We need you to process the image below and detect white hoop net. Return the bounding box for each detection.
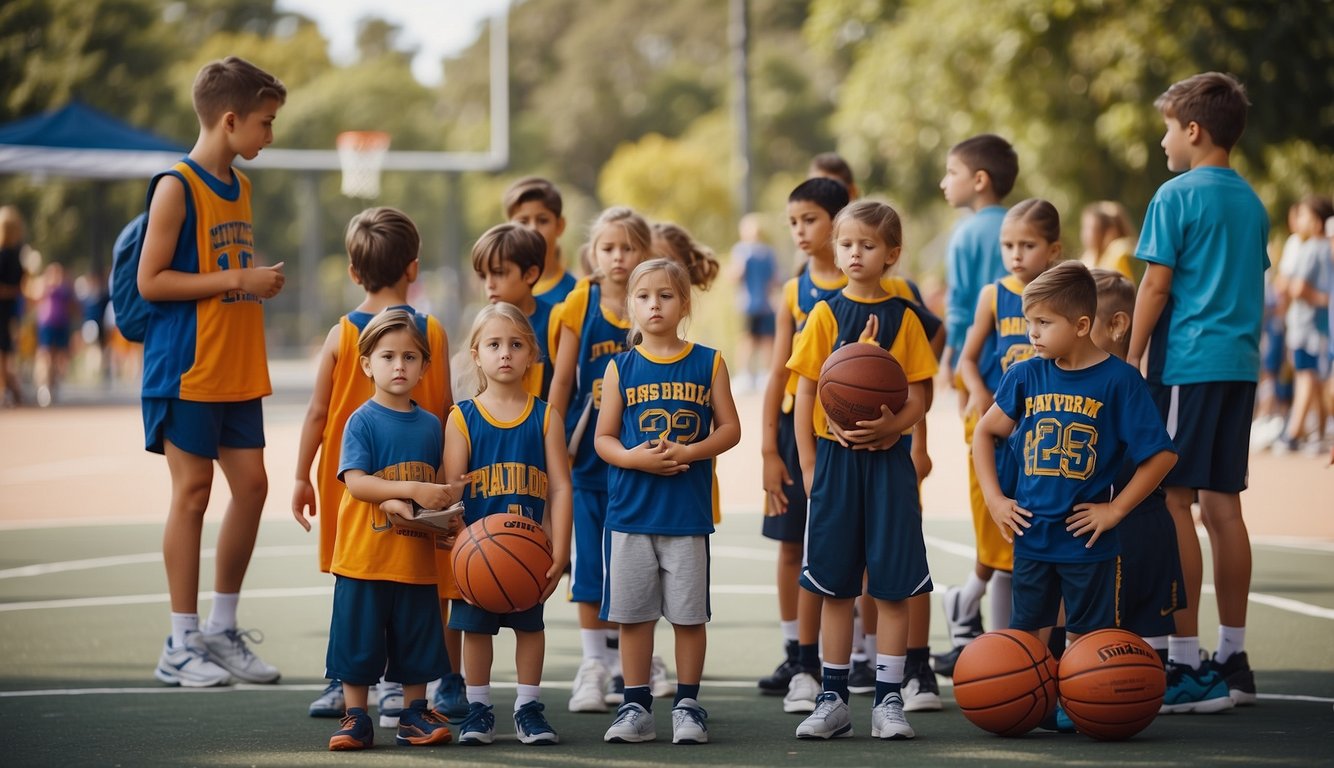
[336,131,391,199]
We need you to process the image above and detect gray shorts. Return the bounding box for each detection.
[601,532,711,625]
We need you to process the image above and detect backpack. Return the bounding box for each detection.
[110,169,182,343]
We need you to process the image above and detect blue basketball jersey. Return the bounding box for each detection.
[563,281,632,489]
[795,268,843,328]
[606,343,720,535]
[450,397,550,526]
[525,296,555,399]
[986,276,1034,391]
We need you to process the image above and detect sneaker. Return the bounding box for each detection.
[942,585,985,647]
[309,679,345,718]
[199,628,281,684]
[514,700,559,745]
[329,707,374,751]
[758,658,803,695]
[432,672,471,721]
[783,671,821,713]
[901,660,943,712]
[569,658,611,713]
[1250,415,1285,450]
[378,680,405,728]
[870,692,915,740]
[396,699,452,746]
[796,691,853,739]
[650,655,676,698]
[605,673,625,706]
[671,698,709,744]
[1038,701,1076,732]
[1209,651,1258,706]
[847,659,875,695]
[604,702,656,742]
[1160,661,1236,714]
[930,645,964,678]
[456,701,496,745]
[154,632,232,688]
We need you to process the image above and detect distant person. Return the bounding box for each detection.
[1078,201,1142,283]
[0,205,29,406]
[504,176,575,303]
[33,261,77,407]
[651,221,721,292]
[808,152,860,200]
[1275,195,1332,455]
[1252,203,1303,450]
[75,265,113,383]
[728,213,778,392]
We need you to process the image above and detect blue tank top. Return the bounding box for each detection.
[452,397,550,525]
[566,282,631,488]
[987,276,1034,391]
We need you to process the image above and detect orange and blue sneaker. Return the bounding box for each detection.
[396,699,453,746]
[329,707,374,751]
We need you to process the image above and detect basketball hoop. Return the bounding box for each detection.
[336,131,391,199]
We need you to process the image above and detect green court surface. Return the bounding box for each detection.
[2,515,1332,766]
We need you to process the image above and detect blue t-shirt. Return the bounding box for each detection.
[993,355,1175,563]
[451,397,550,525]
[1136,167,1269,385]
[338,399,443,485]
[946,206,1008,358]
[735,242,777,317]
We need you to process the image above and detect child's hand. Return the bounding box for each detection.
[291,479,316,532]
[542,552,570,602]
[1066,502,1127,548]
[239,262,286,299]
[381,498,413,521]
[629,440,689,476]
[657,439,693,465]
[836,404,902,451]
[964,391,993,421]
[411,482,456,510]
[911,439,932,483]
[858,314,880,345]
[762,450,794,516]
[986,494,1032,543]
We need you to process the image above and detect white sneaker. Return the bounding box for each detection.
[569,658,611,713]
[1249,415,1285,450]
[671,698,708,744]
[377,680,404,728]
[901,662,943,712]
[783,671,820,713]
[154,632,232,688]
[199,628,280,684]
[871,692,915,739]
[308,679,345,717]
[604,702,656,742]
[796,691,852,739]
[650,655,676,698]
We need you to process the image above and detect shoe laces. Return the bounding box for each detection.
[575,662,606,687]
[409,708,449,728]
[221,628,264,658]
[876,694,907,722]
[515,702,551,732]
[615,703,648,725]
[674,703,708,727]
[337,711,364,731]
[460,703,494,731]
[812,691,842,715]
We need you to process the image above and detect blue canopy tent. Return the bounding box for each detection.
[0,102,186,179]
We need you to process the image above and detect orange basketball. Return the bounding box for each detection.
[451,514,553,614]
[818,342,909,431]
[1058,628,1165,741]
[953,630,1058,736]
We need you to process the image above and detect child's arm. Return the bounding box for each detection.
[1288,275,1329,308]
[547,325,578,425]
[760,308,796,515]
[1066,450,1177,547]
[594,363,689,476]
[541,408,574,600]
[972,403,1031,542]
[911,395,932,483]
[957,286,997,418]
[136,176,285,302]
[437,328,455,418]
[793,376,818,495]
[1128,263,1173,371]
[291,324,341,531]
[343,470,458,510]
[661,356,742,464]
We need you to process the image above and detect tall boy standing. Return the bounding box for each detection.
[504,177,575,303]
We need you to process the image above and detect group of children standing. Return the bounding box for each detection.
[137,56,1273,751]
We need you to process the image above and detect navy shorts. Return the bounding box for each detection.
[1292,347,1321,372]
[1150,381,1254,493]
[37,325,70,349]
[570,487,608,603]
[1011,556,1117,636]
[1262,322,1285,375]
[761,409,809,542]
[800,438,932,601]
[1115,500,1185,637]
[449,599,545,635]
[143,397,265,459]
[325,575,450,686]
[746,312,776,338]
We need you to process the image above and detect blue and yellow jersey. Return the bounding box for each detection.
[606,343,720,535]
[534,269,577,304]
[141,158,270,402]
[522,296,557,399]
[986,275,1034,391]
[450,396,551,526]
[992,355,1175,563]
[557,280,632,488]
[333,400,442,585]
[787,292,938,440]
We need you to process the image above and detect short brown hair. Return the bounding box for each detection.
[192,56,286,127]
[1154,72,1249,151]
[948,134,1019,199]
[346,207,420,293]
[832,199,904,253]
[471,223,546,281]
[808,152,856,189]
[358,308,430,363]
[503,176,563,218]
[1090,268,1135,322]
[1023,260,1097,322]
[651,222,719,290]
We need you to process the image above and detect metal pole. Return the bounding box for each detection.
[730,0,752,217]
[298,171,321,345]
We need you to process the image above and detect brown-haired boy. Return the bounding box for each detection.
[471,222,557,398]
[503,177,573,302]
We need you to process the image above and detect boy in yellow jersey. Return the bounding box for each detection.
[139,57,286,689]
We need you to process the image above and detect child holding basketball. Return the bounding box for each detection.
[595,258,742,743]
[787,200,938,741]
[504,177,575,303]
[325,309,456,750]
[139,57,286,689]
[472,223,558,399]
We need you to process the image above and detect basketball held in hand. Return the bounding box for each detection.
[818,342,909,431]
[452,514,554,614]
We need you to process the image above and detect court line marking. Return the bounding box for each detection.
[0,545,314,580]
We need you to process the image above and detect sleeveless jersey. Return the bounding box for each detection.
[559,281,632,489]
[522,296,556,399]
[606,343,720,535]
[450,396,551,525]
[534,269,577,304]
[987,275,1034,391]
[141,158,270,402]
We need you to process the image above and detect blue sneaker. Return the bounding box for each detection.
[456,701,496,745]
[1039,701,1076,732]
[1160,661,1236,714]
[432,673,470,721]
[309,679,345,718]
[329,707,374,751]
[514,700,559,745]
[396,699,452,746]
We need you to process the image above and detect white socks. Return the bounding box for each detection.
[1169,636,1201,669]
[514,683,540,710]
[466,684,491,706]
[170,612,199,647]
[875,654,905,686]
[1216,625,1246,663]
[780,620,799,643]
[580,629,604,662]
[989,572,1012,630]
[959,571,987,617]
[203,592,238,635]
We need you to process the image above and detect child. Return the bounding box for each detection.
[472,223,558,399]
[547,206,652,712]
[787,200,938,741]
[290,207,462,723]
[935,133,1017,670]
[1078,201,1141,283]
[1276,195,1332,455]
[504,176,575,303]
[951,199,1063,671]
[325,309,455,750]
[595,258,742,743]
[808,152,861,200]
[138,57,286,689]
[728,213,778,392]
[438,302,573,745]
[1127,72,1270,710]
[651,221,721,292]
[33,261,77,407]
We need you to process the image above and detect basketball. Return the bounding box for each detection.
[817,342,909,431]
[451,514,554,614]
[953,630,1058,737]
[1058,629,1165,741]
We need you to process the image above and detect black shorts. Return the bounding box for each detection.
[1150,381,1254,493]
[326,576,449,686]
[1011,556,1117,636]
[1115,501,1185,637]
[747,312,776,338]
[761,409,808,542]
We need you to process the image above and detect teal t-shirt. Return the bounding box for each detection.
[1135,167,1269,385]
